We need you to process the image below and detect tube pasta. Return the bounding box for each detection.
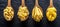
[32,6,43,22]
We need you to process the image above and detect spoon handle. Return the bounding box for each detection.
[8,0,11,7]
[21,0,25,6]
[35,0,39,6]
[50,0,53,7]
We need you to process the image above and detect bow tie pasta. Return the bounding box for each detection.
[17,6,29,21]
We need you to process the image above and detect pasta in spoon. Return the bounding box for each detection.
[3,0,14,21]
[46,0,57,21]
[17,0,29,21]
[32,0,43,22]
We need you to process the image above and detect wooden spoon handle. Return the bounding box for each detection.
[8,0,11,7]
[21,0,25,6]
[35,0,39,6]
[50,0,53,6]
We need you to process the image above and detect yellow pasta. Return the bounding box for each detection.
[46,7,57,21]
[3,6,14,21]
[32,6,43,22]
[17,6,29,21]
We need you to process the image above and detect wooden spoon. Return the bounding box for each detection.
[17,0,29,21]
[46,0,57,22]
[3,0,14,21]
[32,0,43,22]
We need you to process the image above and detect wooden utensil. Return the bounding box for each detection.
[17,0,29,21]
[32,0,43,22]
[46,0,57,21]
[3,0,14,21]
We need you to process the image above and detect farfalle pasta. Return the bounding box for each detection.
[17,6,29,21]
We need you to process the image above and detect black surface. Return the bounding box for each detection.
[0,0,60,27]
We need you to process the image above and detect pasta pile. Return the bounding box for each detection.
[3,6,14,21]
[46,7,57,21]
[32,6,43,22]
[17,6,29,21]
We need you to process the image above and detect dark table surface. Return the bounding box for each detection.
[0,0,60,27]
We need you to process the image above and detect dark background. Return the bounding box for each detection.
[0,0,60,27]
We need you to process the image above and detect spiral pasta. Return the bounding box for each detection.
[17,6,29,21]
[32,6,43,22]
[3,6,14,21]
[46,7,57,21]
